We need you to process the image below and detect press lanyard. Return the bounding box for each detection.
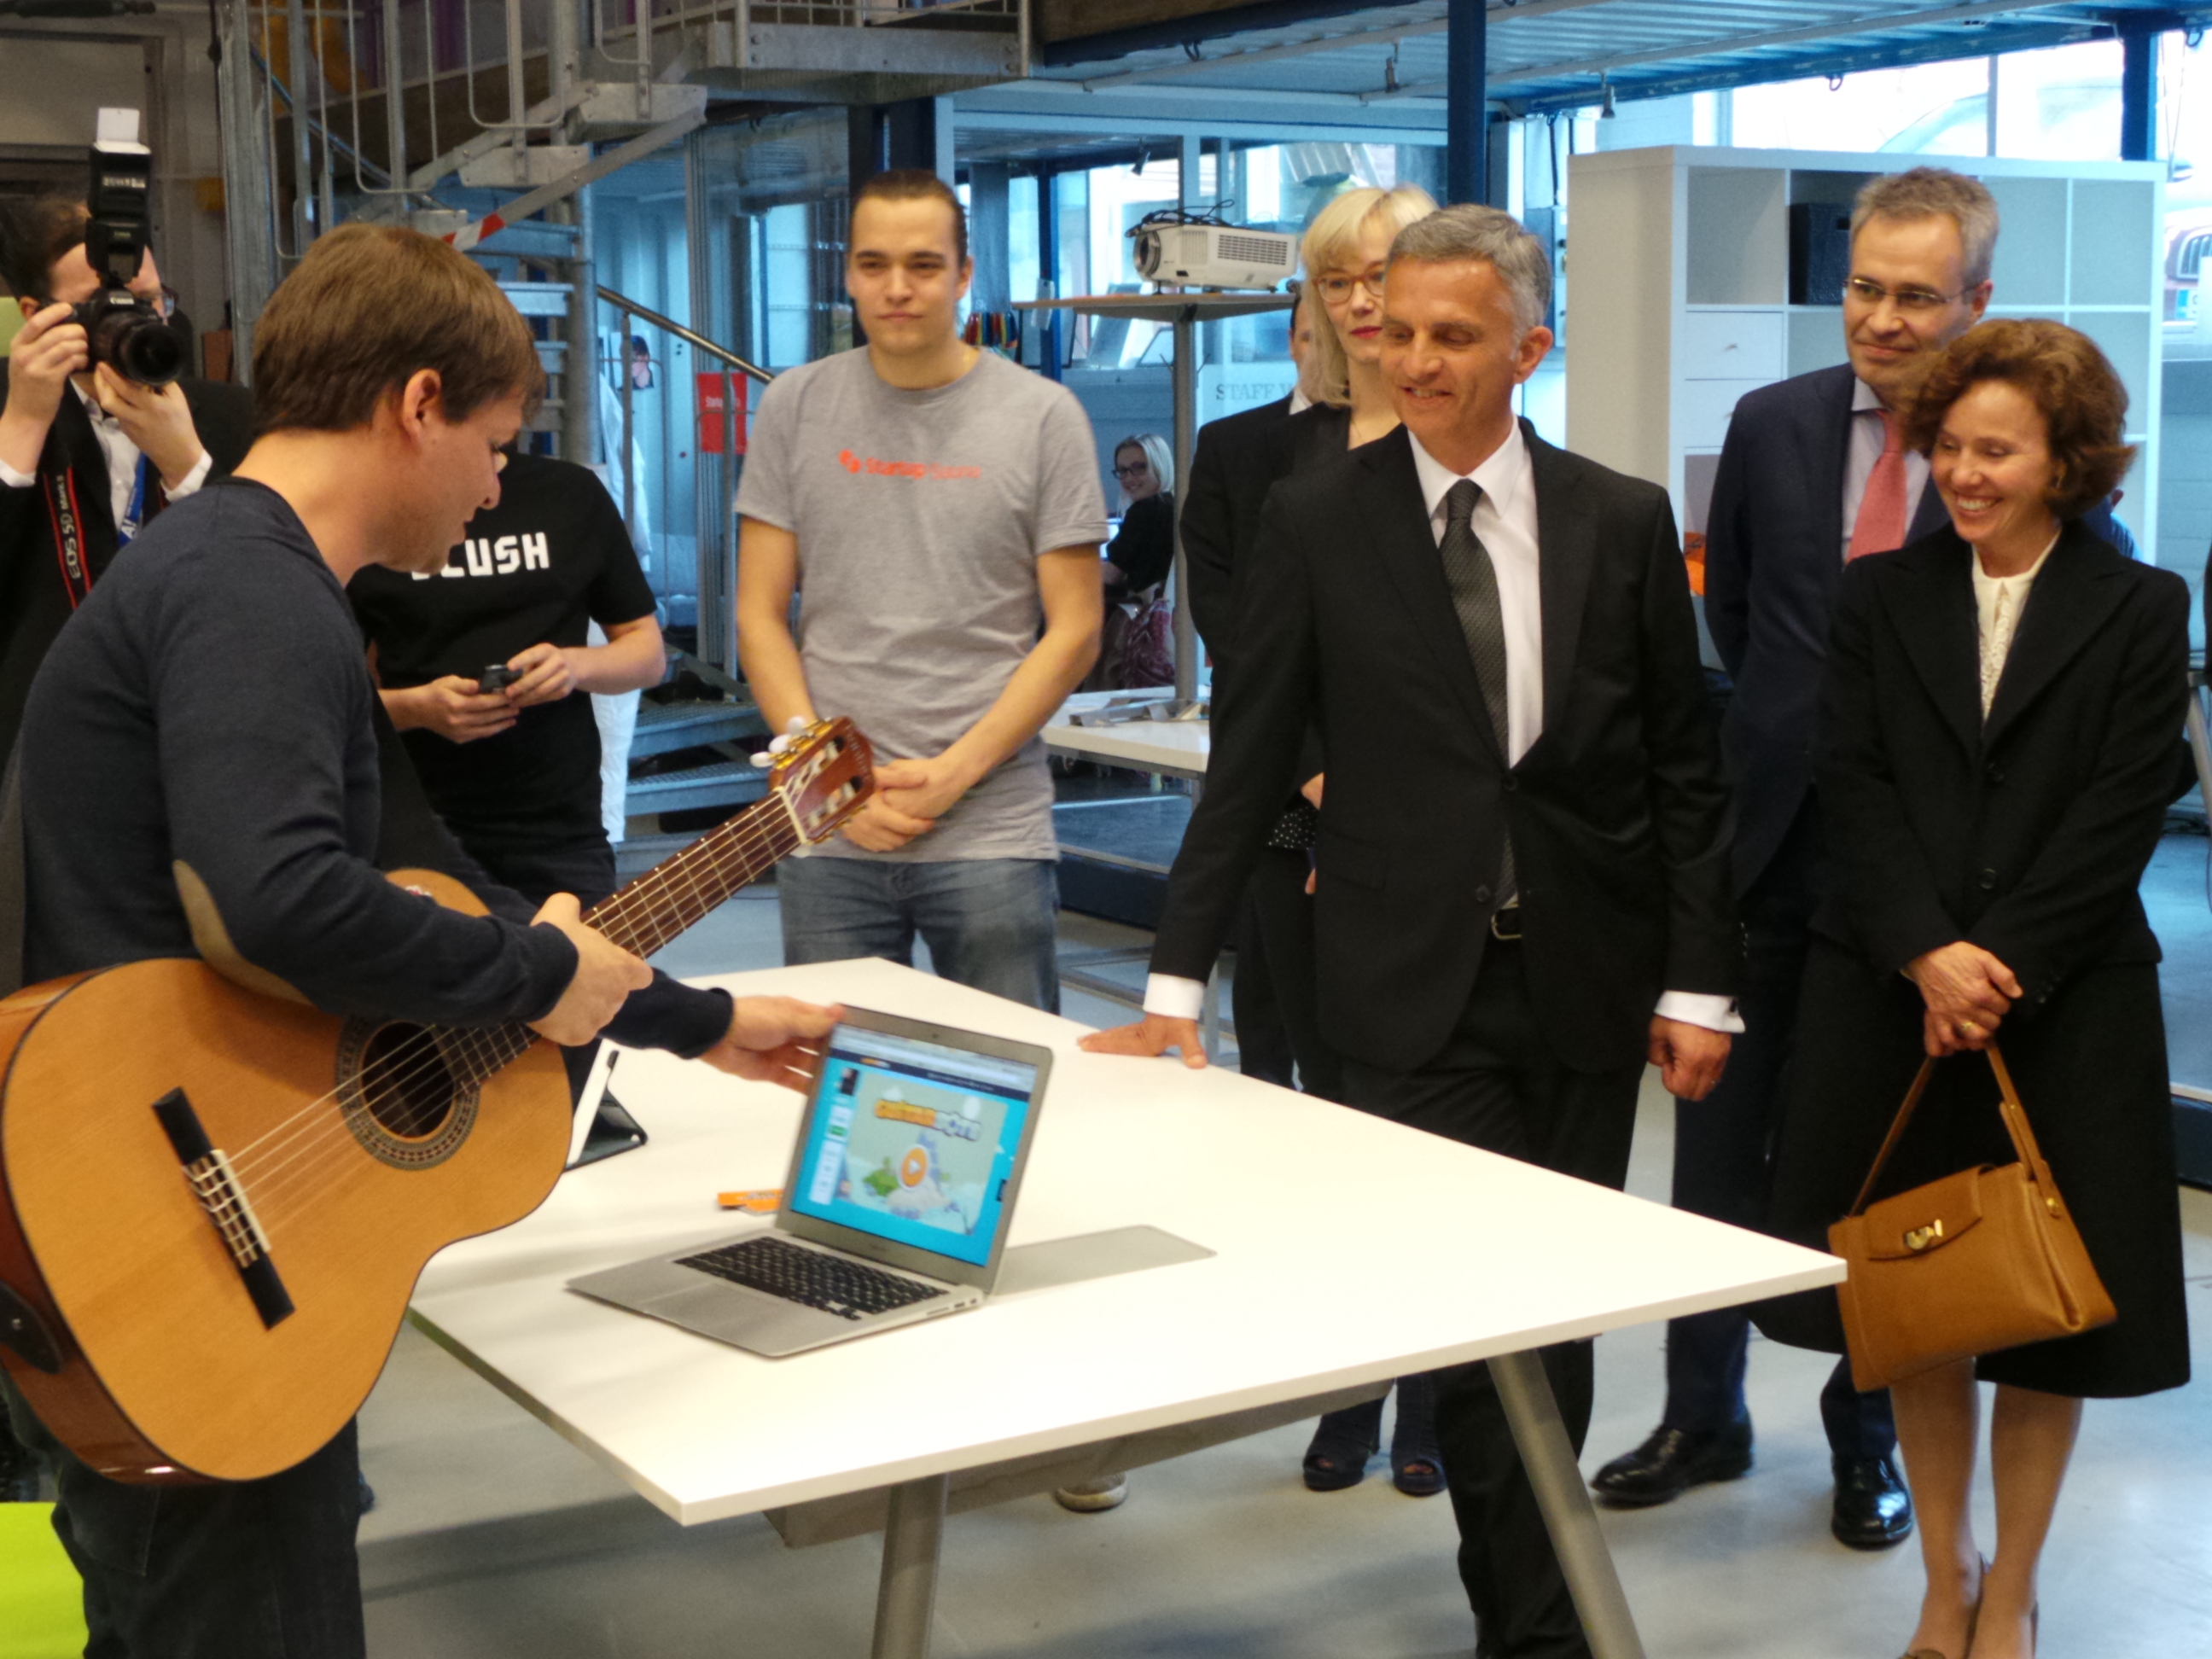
[116,453,150,546]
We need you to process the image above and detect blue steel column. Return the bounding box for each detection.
[2119,21,2159,164]
[1448,0,1489,206]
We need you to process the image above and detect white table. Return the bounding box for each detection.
[1043,709,1211,783]
[1043,704,1222,1045]
[409,958,1842,1659]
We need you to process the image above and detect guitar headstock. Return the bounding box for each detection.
[764,718,876,845]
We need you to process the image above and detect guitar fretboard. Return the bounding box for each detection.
[440,796,800,1086]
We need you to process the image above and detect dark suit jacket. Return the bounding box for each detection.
[1153,422,1739,1074]
[1182,394,1342,795]
[1179,393,1292,672]
[1704,363,2134,897]
[0,367,255,761]
[1703,364,1949,894]
[1813,520,2189,1004]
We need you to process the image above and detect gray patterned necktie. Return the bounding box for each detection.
[1438,479,1515,902]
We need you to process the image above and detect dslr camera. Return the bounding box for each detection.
[70,108,184,387]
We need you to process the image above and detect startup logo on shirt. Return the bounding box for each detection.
[412,531,552,581]
[835,448,982,482]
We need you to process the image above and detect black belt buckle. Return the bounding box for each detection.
[1489,904,1522,942]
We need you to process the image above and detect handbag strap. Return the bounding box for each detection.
[1846,1041,2061,1217]
[1848,1055,1938,1216]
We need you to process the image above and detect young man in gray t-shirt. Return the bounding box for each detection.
[736,170,1106,1011]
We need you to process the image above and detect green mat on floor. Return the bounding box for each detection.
[0,1504,84,1659]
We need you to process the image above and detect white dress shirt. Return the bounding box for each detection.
[1842,376,1931,562]
[1972,533,2058,719]
[1145,422,1742,1036]
[0,382,212,532]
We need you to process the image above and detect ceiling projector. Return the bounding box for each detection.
[1131,219,1299,290]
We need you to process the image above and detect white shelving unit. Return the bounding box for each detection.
[1565,145,2167,557]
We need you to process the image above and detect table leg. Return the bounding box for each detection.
[1490,1348,1647,1659]
[870,1473,949,1659]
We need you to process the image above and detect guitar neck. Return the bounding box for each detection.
[584,796,800,960]
[445,796,800,1087]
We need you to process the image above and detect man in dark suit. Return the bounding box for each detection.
[1086,205,1738,1659]
[1,195,255,765]
[1587,167,2006,1547]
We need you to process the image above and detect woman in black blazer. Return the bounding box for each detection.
[1762,319,2191,1659]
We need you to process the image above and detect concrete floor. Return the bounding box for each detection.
[356,854,2212,1659]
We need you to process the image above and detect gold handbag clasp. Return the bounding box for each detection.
[1903,1220,1944,1252]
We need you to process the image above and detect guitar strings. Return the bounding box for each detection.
[241,811,803,1231]
[224,795,800,1175]
[234,732,853,1196]
[235,805,797,1203]
[230,800,817,1231]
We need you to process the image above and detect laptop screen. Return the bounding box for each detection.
[788,1026,1041,1269]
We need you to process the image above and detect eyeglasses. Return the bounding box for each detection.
[1842,276,1967,314]
[1113,463,1152,480]
[1314,266,1388,302]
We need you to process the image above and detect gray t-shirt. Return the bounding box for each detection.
[737,348,1107,861]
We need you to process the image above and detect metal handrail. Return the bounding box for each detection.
[597,286,773,384]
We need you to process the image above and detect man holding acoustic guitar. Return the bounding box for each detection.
[0,224,843,1658]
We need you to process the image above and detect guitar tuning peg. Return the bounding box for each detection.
[750,750,773,767]
[767,734,793,755]
[784,717,808,735]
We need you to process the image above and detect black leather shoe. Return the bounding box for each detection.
[1831,1454,1913,1549]
[1590,1417,1752,1508]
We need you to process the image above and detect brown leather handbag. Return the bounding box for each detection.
[1830,1043,2116,1391]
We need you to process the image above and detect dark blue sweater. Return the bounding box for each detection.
[20,478,579,1024]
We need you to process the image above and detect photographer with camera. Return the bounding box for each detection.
[0,189,253,765]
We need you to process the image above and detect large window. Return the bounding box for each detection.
[1732,59,1999,154]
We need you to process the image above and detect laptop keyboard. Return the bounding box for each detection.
[676,1236,944,1321]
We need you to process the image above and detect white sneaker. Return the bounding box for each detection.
[1052,1473,1128,1512]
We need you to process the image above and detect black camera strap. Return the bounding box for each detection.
[39,463,96,611]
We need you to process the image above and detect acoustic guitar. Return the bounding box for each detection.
[0,718,873,1484]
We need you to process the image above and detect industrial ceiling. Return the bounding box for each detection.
[1029,1,2212,115]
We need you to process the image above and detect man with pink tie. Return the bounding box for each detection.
[1592,169,2022,1546]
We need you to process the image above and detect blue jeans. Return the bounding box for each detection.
[777,856,1060,1013]
[1,1374,364,1659]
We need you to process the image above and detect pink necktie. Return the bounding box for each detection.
[1848,410,1908,562]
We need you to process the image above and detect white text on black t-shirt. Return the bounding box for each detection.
[414,531,552,580]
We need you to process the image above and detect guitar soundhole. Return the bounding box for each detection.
[336,1021,480,1170]
[361,1025,456,1140]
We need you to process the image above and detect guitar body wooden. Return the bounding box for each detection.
[0,870,568,1483]
[0,716,873,1487]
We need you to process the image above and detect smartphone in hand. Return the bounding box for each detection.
[476,663,521,695]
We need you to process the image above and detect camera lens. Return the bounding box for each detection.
[114,317,183,387]
[83,293,184,387]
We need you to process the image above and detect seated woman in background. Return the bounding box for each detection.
[1761,317,2192,1659]
[1096,432,1176,688]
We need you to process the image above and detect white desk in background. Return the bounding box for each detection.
[1042,701,1210,783]
[409,958,1842,1659]
[1042,696,1219,1044]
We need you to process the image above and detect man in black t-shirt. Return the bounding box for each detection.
[351,451,663,906]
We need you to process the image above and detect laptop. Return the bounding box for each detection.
[568,1006,1052,1358]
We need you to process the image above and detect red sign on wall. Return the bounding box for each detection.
[696,373,748,455]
